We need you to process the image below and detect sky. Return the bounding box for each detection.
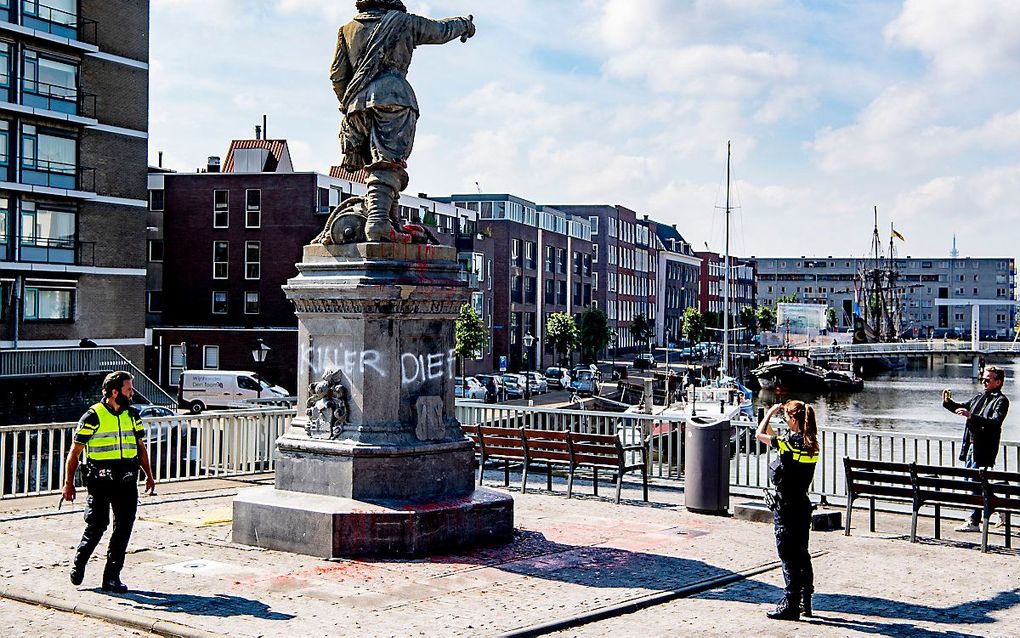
[149,0,1020,260]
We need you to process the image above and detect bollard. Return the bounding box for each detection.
[720,399,725,414]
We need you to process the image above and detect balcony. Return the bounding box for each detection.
[20,161,94,191]
[14,236,94,265]
[18,1,98,43]
[20,79,96,117]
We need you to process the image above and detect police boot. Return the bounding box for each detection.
[766,595,801,621]
[101,561,128,593]
[69,553,88,586]
[801,592,812,617]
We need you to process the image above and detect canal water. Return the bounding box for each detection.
[755,360,1020,442]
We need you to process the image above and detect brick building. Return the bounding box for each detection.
[147,138,478,393]
[436,195,594,374]
[695,251,757,340]
[0,0,149,363]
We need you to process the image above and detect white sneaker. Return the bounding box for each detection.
[988,513,1005,528]
[955,521,980,533]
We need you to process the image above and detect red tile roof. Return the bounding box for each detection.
[223,139,291,173]
[329,165,369,183]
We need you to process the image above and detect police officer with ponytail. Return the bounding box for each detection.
[756,400,820,621]
[62,371,156,592]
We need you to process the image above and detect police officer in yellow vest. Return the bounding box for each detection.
[62,371,156,592]
[756,400,820,621]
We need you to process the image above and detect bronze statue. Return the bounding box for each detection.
[328,0,475,244]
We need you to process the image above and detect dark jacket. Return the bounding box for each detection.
[943,390,1009,467]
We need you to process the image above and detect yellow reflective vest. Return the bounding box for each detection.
[76,402,144,463]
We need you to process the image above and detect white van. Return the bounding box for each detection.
[178,370,289,413]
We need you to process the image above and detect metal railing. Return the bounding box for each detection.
[0,347,176,407]
[0,408,293,498]
[15,236,94,266]
[19,161,95,191]
[20,79,96,117]
[809,340,1020,358]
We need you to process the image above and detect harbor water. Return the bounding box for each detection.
[755,360,1020,442]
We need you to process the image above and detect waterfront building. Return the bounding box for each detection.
[653,224,701,346]
[754,256,1017,338]
[146,137,477,392]
[695,251,757,339]
[0,0,150,359]
[436,195,594,374]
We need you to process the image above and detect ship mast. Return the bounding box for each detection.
[722,141,731,378]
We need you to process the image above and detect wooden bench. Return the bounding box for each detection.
[843,458,914,536]
[909,463,984,543]
[461,425,648,504]
[980,470,1020,552]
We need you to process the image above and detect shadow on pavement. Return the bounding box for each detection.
[107,590,295,621]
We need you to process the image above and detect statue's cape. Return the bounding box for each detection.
[343,11,409,112]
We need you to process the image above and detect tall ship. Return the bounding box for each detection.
[853,207,910,344]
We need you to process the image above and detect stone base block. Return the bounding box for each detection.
[733,501,844,531]
[232,486,514,558]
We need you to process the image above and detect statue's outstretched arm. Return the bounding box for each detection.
[329,29,352,102]
[408,13,475,47]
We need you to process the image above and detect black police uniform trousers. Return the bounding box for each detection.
[773,495,814,598]
[74,466,138,582]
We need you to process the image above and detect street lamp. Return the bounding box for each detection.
[251,338,271,399]
[523,331,535,403]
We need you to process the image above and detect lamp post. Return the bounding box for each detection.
[251,338,271,400]
[523,331,535,404]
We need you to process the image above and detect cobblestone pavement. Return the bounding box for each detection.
[0,473,1017,637]
[0,599,156,637]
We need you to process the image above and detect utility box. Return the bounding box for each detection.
[685,416,730,515]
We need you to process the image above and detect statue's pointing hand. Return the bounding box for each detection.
[461,15,475,42]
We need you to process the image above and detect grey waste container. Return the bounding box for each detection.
[685,415,730,514]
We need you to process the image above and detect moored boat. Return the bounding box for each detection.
[752,348,828,392]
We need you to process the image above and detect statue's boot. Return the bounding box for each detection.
[364,170,410,243]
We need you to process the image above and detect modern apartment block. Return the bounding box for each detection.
[754,256,1017,338]
[146,138,478,392]
[436,195,594,374]
[695,251,757,335]
[0,0,150,363]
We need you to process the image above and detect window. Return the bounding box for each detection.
[592,244,598,263]
[146,291,162,313]
[511,275,522,303]
[211,291,228,314]
[147,239,163,262]
[21,125,76,189]
[589,216,599,234]
[22,50,78,114]
[525,276,536,303]
[22,0,78,38]
[545,246,554,272]
[23,285,72,320]
[19,201,74,263]
[557,248,567,274]
[544,279,554,304]
[511,239,521,265]
[525,241,536,269]
[202,345,220,370]
[169,345,185,386]
[0,196,7,259]
[213,241,228,279]
[0,43,10,102]
[213,190,228,228]
[0,120,9,179]
[245,189,261,228]
[245,241,261,279]
[245,291,260,314]
[148,189,164,211]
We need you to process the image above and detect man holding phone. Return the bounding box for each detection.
[942,365,1009,532]
[62,371,156,592]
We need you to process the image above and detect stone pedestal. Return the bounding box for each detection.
[233,243,513,557]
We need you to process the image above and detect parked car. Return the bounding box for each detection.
[573,364,602,383]
[544,367,572,390]
[135,404,176,418]
[501,373,526,399]
[633,353,657,369]
[132,404,197,474]
[178,370,289,414]
[455,377,487,400]
[520,372,549,395]
[476,374,507,403]
[570,369,600,397]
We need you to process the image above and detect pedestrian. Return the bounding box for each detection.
[755,400,819,621]
[62,371,156,592]
[942,365,1009,532]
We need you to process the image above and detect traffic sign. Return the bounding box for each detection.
[499,356,508,372]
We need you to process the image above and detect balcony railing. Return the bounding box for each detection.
[15,236,93,265]
[20,161,94,191]
[20,79,96,117]
[19,1,97,43]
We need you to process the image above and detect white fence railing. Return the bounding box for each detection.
[809,340,1020,358]
[0,409,294,499]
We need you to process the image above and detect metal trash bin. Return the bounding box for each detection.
[684,415,730,515]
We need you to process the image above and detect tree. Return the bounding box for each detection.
[629,313,653,354]
[756,305,777,332]
[776,293,798,306]
[578,308,612,365]
[546,312,579,367]
[740,306,757,342]
[703,310,721,331]
[454,303,488,379]
[826,307,838,330]
[681,307,705,345]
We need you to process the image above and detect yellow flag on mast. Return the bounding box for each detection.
[892,227,905,241]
